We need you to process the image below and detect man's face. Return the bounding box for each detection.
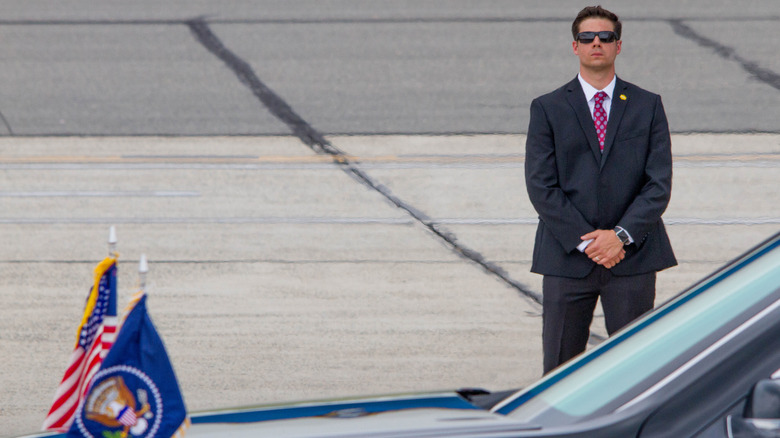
[573,18,622,72]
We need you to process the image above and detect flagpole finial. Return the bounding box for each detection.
[139,254,149,291]
[108,226,118,257]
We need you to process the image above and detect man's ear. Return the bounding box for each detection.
[572,40,579,55]
[616,40,622,54]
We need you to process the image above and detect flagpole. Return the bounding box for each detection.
[139,253,148,292]
[107,227,118,317]
[108,225,117,258]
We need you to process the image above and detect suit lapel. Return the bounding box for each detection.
[565,78,603,165]
[601,78,628,168]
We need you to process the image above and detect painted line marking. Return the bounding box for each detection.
[0,191,199,197]
[0,153,776,165]
[0,217,776,225]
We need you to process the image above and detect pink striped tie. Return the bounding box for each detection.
[593,91,607,152]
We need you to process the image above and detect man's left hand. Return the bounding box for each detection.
[581,229,625,268]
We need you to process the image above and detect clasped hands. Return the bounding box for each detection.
[581,229,625,269]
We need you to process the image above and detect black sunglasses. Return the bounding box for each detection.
[576,31,618,44]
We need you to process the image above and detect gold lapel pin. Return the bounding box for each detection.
[620,94,627,101]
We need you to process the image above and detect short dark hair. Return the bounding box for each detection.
[572,6,622,40]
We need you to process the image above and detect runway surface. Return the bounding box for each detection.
[1,2,779,435]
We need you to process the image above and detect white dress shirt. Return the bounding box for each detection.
[578,73,616,120]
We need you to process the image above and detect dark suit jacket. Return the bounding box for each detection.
[525,76,677,278]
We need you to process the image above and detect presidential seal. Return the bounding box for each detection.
[74,365,163,438]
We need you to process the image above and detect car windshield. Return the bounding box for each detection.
[494,234,780,425]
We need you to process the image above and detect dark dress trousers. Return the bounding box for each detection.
[525,76,677,371]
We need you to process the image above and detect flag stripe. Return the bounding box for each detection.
[42,350,86,429]
[45,380,79,421]
[49,402,78,430]
[46,349,85,407]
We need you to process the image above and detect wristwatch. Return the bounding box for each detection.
[614,227,630,246]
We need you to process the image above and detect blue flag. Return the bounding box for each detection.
[68,294,189,438]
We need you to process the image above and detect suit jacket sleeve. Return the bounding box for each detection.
[525,97,595,253]
[617,95,673,247]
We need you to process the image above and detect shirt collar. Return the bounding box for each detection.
[578,74,617,102]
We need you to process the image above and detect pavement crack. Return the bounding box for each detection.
[669,19,780,92]
[186,18,334,152]
[0,108,14,135]
[186,18,540,305]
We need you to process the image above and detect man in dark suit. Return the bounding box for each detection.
[525,6,677,374]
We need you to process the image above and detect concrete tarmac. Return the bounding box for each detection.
[1,1,780,435]
[1,134,778,436]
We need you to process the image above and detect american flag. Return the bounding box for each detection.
[42,257,118,432]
